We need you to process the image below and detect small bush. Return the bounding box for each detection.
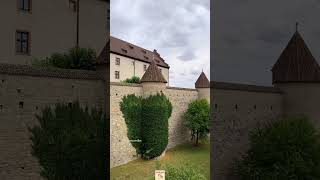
[184,99,210,145]
[29,102,107,180]
[150,163,206,180]
[235,117,320,180]
[32,47,97,70]
[122,76,140,84]
[141,93,172,159]
[120,94,143,154]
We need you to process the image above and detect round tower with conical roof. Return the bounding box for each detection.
[140,60,167,97]
[272,28,320,127]
[195,72,210,103]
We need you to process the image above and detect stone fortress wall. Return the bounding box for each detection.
[0,63,106,180]
[211,82,284,179]
[110,83,205,167]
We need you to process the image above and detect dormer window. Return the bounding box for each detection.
[128,44,134,49]
[141,50,146,54]
[121,49,127,53]
[144,56,149,59]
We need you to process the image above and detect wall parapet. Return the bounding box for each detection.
[0,63,103,80]
[110,82,142,87]
[166,86,197,91]
[211,81,283,94]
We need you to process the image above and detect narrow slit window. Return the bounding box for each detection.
[19,101,24,109]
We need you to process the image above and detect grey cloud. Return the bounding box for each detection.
[177,51,196,61]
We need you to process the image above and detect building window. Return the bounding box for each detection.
[115,58,120,65]
[144,64,147,71]
[16,31,30,54]
[159,68,162,73]
[115,71,120,79]
[253,105,257,110]
[18,0,31,12]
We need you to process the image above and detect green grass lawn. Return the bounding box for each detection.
[110,142,210,180]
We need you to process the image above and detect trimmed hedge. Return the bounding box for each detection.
[120,94,143,153]
[29,102,107,180]
[120,93,172,159]
[141,93,172,159]
[235,117,320,179]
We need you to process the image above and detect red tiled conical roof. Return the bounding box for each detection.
[272,31,320,83]
[195,72,210,88]
[140,60,167,83]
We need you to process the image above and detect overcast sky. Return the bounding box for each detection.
[111,0,210,88]
[212,0,320,86]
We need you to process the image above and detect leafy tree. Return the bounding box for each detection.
[122,76,140,84]
[32,47,97,70]
[235,117,320,180]
[29,102,107,180]
[184,99,210,146]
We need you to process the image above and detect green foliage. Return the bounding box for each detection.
[120,93,172,159]
[150,163,206,180]
[120,94,143,154]
[122,76,141,84]
[29,102,107,180]
[184,99,210,145]
[141,93,172,159]
[235,117,320,180]
[32,47,97,70]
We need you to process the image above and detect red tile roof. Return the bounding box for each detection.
[195,72,210,88]
[140,60,167,83]
[110,36,169,68]
[272,31,320,83]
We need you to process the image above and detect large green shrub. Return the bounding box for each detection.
[141,93,172,159]
[184,99,210,145]
[120,93,172,159]
[29,102,107,180]
[235,117,320,180]
[32,47,97,70]
[120,94,143,154]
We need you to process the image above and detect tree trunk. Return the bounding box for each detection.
[196,130,199,146]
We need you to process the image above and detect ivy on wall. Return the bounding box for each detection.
[120,93,172,159]
[120,94,143,154]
